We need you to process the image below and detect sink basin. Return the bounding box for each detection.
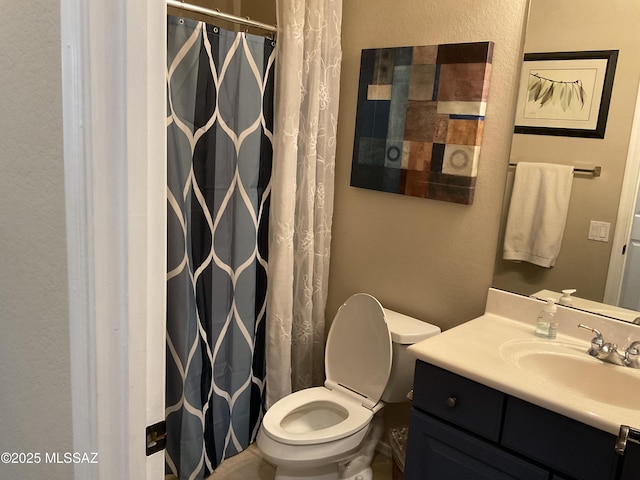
[500,339,640,409]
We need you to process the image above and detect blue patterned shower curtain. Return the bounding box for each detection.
[165,16,275,480]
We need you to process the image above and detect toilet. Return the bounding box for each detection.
[257,293,440,480]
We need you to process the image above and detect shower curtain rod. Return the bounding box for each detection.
[167,0,278,33]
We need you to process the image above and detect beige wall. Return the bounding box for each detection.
[0,2,73,479]
[327,0,529,332]
[493,0,640,301]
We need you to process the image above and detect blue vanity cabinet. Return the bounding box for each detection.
[620,435,640,480]
[405,361,630,480]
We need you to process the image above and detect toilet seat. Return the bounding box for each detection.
[261,387,373,445]
[261,294,393,447]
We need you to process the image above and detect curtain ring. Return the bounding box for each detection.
[179,0,185,24]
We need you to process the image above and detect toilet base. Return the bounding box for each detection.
[275,463,339,480]
[339,413,383,480]
[341,466,372,480]
[274,464,373,480]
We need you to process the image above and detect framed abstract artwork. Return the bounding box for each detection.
[514,50,618,138]
[350,41,494,205]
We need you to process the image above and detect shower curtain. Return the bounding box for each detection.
[165,16,275,480]
[266,0,343,407]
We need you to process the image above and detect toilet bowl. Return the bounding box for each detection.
[257,293,440,480]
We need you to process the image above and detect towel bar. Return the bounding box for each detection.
[508,163,601,177]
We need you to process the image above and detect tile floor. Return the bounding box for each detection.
[202,443,394,479]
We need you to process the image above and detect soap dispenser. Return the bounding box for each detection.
[535,298,557,339]
[558,289,576,306]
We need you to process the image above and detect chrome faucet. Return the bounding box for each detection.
[577,324,640,368]
[624,341,640,369]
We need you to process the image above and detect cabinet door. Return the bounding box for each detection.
[405,410,549,480]
[620,438,640,480]
[502,397,618,480]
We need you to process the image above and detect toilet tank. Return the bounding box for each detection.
[381,308,440,403]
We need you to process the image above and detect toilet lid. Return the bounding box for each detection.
[325,294,392,408]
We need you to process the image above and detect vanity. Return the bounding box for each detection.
[404,289,640,480]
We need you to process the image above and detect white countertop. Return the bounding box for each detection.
[407,288,640,436]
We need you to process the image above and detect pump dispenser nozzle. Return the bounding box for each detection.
[559,289,577,306]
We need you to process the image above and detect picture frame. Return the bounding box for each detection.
[514,50,618,138]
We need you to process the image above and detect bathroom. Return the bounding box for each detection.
[1,0,639,479]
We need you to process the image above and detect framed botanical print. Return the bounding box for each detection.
[514,50,618,138]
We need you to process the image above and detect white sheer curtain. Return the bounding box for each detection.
[266,0,343,408]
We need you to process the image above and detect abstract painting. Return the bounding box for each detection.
[350,41,494,205]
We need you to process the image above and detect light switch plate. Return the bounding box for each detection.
[588,220,610,242]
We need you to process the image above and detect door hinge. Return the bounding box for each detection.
[623,244,627,255]
[146,421,167,456]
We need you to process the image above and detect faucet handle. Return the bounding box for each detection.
[578,324,604,356]
[624,341,640,368]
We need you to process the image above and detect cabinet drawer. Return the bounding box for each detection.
[405,410,549,480]
[502,397,619,480]
[412,361,505,442]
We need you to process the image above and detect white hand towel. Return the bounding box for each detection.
[503,162,574,268]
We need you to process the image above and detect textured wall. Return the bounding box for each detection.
[0,2,73,479]
[327,0,529,331]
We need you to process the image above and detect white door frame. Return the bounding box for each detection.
[60,0,166,478]
[604,82,640,305]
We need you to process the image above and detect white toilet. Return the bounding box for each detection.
[257,293,440,480]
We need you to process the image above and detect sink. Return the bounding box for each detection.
[500,339,640,410]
